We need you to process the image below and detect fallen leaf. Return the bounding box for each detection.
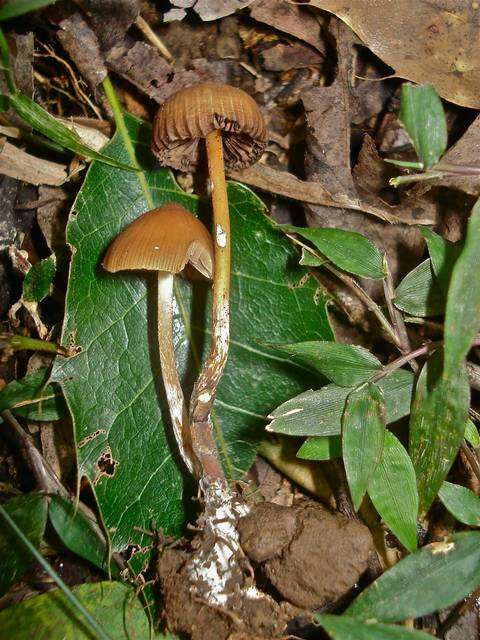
[57,13,107,91]
[0,139,67,186]
[250,0,326,54]
[192,0,255,21]
[306,0,480,108]
[73,0,140,50]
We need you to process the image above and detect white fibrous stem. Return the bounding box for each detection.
[188,477,264,606]
[157,272,195,475]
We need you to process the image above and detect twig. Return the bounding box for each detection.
[460,441,480,485]
[382,257,417,370]
[2,333,73,356]
[467,361,480,392]
[135,16,173,61]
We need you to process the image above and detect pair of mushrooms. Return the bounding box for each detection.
[103,83,267,481]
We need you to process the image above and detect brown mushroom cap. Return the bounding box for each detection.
[103,202,214,279]
[152,82,268,172]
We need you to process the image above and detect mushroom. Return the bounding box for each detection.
[152,83,267,478]
[102,202,214,477]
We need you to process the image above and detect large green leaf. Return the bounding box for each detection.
[368,431,418,551]
[0,493,48,596]
[49,495,120,577]
[271,341,382,387]
[267,369,414,437]
[398,83,447,169]
[444,199,480,380]
[347,531,480,622]
[342,383,386,510]
[409,352,470,515]
[51,115,332,554]
[284,225,385,279]
[439,481,480,527]
[394,259,444,317]
[0,582,155,640]
[318,614,434,640]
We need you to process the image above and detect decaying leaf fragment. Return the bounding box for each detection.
[306,0,480,108]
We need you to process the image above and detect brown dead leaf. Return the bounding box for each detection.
[0,141,67,186]
[306,0,480,108]
[230,163,406,224]
[261,43,323,71]
[73,0,140,50]
[192,0,255,21]
[57,13,107,90]
[419,115,480,197]
[251,0,325,54]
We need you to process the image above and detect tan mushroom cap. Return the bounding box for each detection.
[152,82,268,172]
[103,202,214,279]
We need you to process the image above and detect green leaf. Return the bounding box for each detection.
[394,259,444,317]
[297,435,342,460]
[318,614,434,640]
[439,481,480,527]
[49,495,120,577]
[51,115,333,555]
[444,199,480,380]
[368,431,418,551]
[398,83,447,169]
[271,341,382,387]
[348,531,480,622]
[409,351,470,514]
[420,228,461,294]
[23,255,56,303]
[0,493,48,596]
[267,369,414,436]
[384,159,425,170]
[0,582,155,639]
[285,225,385,279]
[0,94,9,111]
[0,368,64,421]
[8,93,137,172]
[299,247,326,267]
[465,419,480,448]
[343,383,386,510]
[0,0,58,20]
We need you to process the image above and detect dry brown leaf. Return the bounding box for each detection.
[419,115,480,197]
[192,0,255,21]
[57,13,107,91]
[251,0,325,54]
[260,42,323,71]
[0,140,67,186]
[73,0,140,50]
[230,163,408,224]
[306,0,480,108]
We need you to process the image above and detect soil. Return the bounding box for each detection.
[157,496,373,638]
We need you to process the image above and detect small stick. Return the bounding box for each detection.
[135,16,173,61]
[382,257,417,370]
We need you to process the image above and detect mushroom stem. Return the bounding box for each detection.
[157,271,195,475]
[190,129,230,481]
